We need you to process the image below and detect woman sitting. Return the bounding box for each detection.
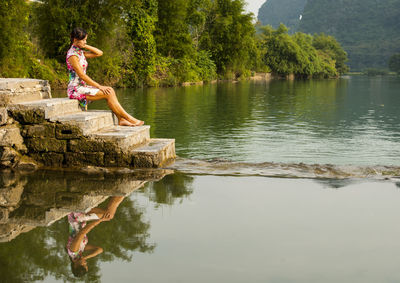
[66,27,144,127]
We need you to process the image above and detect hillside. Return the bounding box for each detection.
[257,0,307,32]
[258,0,400,70]
[298,0,400,70]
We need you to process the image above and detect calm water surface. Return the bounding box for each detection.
[1,171,400,283]
[7,76,398,282]
[56,75,400,166]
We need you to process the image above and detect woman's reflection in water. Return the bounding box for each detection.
[66,196,124,277]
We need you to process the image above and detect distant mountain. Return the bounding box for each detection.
[258,0,400,71]
[257,0,307,32]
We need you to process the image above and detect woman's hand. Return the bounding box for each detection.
[99,85,113,95]
[75,39,86,49]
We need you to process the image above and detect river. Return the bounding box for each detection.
[1,75,399,282]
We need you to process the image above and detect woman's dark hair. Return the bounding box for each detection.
[70,27,87,45]
[70,261,88,277]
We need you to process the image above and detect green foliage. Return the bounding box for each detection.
[149,51,216,87]
[123,0,158,87]
[363,68,389,76]
[155,0,194,59]
[312,33,349,74]
[200,0,257,78]
[389,53,400,74]
[1,0,348,88]
[261,24,342,78]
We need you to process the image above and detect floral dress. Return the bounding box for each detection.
[66,212,99,260]
[66,45,99,105]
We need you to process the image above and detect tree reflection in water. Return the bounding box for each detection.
[143,172,194,206]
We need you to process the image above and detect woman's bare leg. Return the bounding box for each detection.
[86,89,144,126]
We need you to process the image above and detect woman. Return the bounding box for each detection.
[66,27,144,126]
[66,196,124,277]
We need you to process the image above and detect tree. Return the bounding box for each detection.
[0,0,30,77]
[389,53,400,74]
[34,0,125,60]
[154,0,194,58]
[261,24,338,78]
[312,33,349,74]
[200,0,256,77]
[124,0,158,87]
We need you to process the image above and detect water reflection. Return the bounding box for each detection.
[66,197,124,277]
[0,169,181,282]
[143,173,194,206]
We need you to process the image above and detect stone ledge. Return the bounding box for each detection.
[132,139,176,167]
[0,78,51,105]
[0,125,24,147]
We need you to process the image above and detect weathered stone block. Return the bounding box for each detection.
[0,147,20,168]
[0,224,35,242]
[24,192,56,207]
[104,153,132,167]
[55,124,82,139]
[30,152,64,167]
[7,109,46,124]
[0,171,18,187]
[0,208,9,224]
[0,108,8,126]
[22,124,55,138]
[69,138,105,152]
[132,155,155,168]
[132,139,176,168]
[10,206,47,223]
[16,156,39,171]
[0,184,24,207]
[65,152,104,166]
[55,193,106,212]
[0,125,24,147]
[25,138,67,153]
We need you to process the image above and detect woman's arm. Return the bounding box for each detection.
[68,56,111,94]
[69,219,104,252]
[83,44,103,59]
[83,244,103,260]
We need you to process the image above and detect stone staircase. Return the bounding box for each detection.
[1,79,175,169]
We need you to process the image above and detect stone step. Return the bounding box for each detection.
[132,138,176,168]
[90,125,150,151]
[50,110,115,135]
[0,78,51,105]
[9,98,81,121]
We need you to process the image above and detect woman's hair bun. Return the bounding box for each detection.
[70,27,87,45]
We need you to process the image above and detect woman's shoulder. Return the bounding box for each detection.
[67,45,82,59]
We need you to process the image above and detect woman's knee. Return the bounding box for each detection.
[104,89,116,100]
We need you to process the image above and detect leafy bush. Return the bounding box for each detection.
[363,68,389,76]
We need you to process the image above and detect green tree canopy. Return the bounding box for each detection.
[261,24,340,78]
[201,0,256,77]
[389,53,400,74]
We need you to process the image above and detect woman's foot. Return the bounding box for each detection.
[133,120,144,126]
[118,118,144,127]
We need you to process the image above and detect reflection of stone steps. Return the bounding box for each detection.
[0,169,172,241]
[4,79,175,169]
